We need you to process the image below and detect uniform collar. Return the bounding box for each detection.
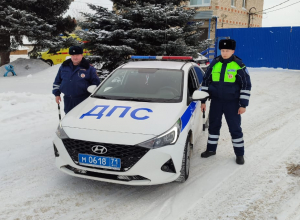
[62,57,90,69]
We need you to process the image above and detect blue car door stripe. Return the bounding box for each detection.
[180,101,198,132]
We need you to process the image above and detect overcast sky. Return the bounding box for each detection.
[262,0,300,27]
[72,0,300,27]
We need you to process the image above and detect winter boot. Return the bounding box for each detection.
[236,156,245,165]
[201,150,216,158]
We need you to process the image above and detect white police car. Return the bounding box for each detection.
[53,56,209,185]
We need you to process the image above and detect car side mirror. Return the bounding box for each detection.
[87,85,97,94]
[192,90,209,101]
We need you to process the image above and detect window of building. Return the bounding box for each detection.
[190,0,211,7]
[231,0,236,7]
[243,0,247,8]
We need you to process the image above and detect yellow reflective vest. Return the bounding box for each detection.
[201,55,252,107]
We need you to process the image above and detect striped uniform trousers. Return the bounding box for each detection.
[206,98,245,156]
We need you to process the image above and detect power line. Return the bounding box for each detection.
[256,0,291,13]
[264,0,300,13]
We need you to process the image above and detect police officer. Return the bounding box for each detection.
[52,46,100,114]
[200,39,251,165]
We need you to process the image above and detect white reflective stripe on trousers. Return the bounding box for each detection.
[233,143,244,147]
[209,134,219,138]
[232,137,244,142]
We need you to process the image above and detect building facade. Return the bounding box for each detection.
[185,0,264,40]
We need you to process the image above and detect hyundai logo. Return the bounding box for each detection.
[91,145,107,154]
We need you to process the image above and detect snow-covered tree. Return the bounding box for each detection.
[0,0,76,66]
[77,0,210,73]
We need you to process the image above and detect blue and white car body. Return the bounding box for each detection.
[53,58,208,185]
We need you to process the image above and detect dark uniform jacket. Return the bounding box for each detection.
[201,55,251,107]
[52,58,100,97]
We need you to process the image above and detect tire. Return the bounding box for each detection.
[45,59,53,66]
[176,136,192,183]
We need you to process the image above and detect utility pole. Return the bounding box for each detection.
[248,7,256,28]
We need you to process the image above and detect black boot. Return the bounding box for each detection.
[236,156,245,165]
[201,150,216,158]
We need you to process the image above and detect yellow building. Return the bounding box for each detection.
[185,0,264,40]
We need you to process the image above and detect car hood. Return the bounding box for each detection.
[62,97,184,136]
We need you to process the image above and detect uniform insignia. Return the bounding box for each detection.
[224,43,226,45]
[81,73,85,78]
[73,50,75,52]
[227,69,236,72]
[228,74,233,79]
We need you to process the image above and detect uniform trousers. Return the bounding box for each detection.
[207,98,244,156]
[64,94,89,114]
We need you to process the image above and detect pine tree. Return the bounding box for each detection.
[0,0,76,66]
[78,0,210,73]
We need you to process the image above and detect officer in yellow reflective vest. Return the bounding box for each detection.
[200,39,251,165]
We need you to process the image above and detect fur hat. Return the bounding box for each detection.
[219,39,236,50]
[69,46,83,55]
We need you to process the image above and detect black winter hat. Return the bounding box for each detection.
[219,39,236,50]
[69,46,83,55]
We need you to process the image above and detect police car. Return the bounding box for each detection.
[53,56,209,185]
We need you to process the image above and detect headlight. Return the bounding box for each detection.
[56,123,69,139]
[137,119,181,149]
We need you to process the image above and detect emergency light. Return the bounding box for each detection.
[130,56,193,60]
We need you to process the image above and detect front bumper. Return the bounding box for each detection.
[53,135,186,185]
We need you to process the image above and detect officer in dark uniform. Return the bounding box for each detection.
[52,46,100,114]
[200,39,251,165]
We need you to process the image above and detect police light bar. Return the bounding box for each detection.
[130,56,193,60]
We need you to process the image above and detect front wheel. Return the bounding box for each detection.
[176,137,192,183]
[45,59,53,66]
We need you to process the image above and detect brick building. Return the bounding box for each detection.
[185,0,264,40]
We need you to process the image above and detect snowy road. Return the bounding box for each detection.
[0,66,300,220]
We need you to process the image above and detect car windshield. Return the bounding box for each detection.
[93,68,183,103]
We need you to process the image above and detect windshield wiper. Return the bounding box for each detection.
[91,95,112,99]
[116,97,153,102]
[160,96,181,102]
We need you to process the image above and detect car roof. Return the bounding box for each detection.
[121,61,191,70]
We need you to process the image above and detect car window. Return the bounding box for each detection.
[187,69,198,97]
[48,48,59,54]
[193,66,204,85]
[94,68,183,103]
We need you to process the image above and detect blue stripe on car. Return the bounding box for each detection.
[180,101,197,132]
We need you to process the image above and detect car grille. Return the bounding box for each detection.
[62,139,149,172]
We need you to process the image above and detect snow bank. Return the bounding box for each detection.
[0,58,50,77]
[10,55,30,62]
[0,64,59,94]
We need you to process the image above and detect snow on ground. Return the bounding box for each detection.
[0,66,300,220]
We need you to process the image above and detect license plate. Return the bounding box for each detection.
[78,154,121,170]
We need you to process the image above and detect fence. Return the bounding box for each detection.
[214,26,300,70]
